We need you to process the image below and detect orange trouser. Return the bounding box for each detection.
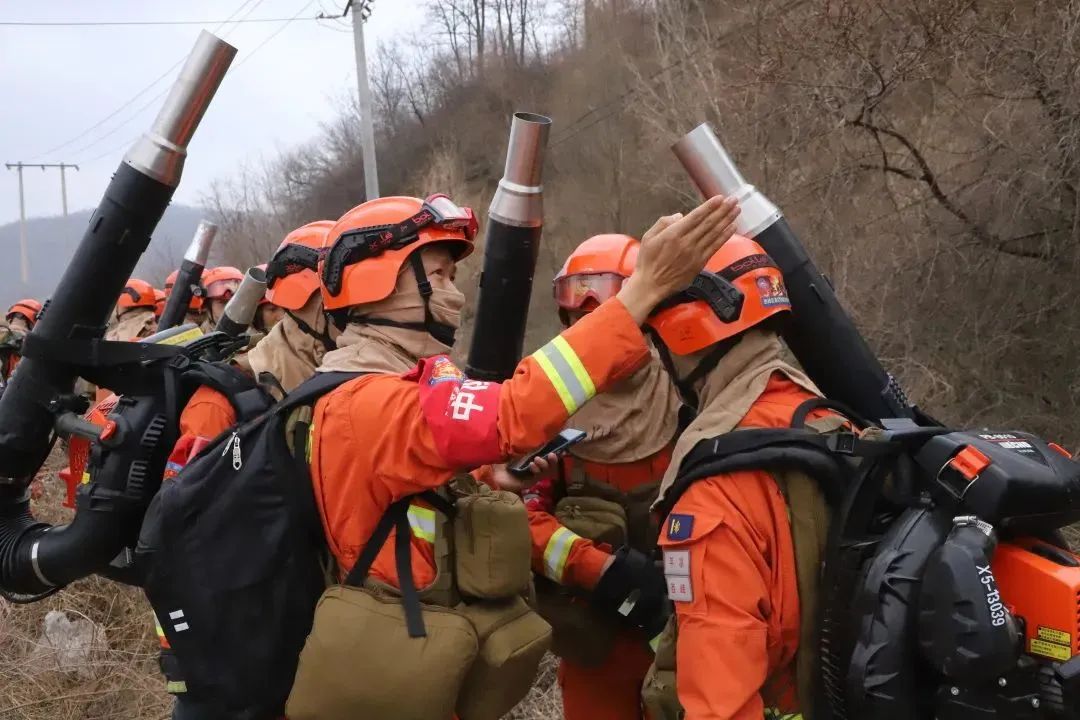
[559,630,654,720]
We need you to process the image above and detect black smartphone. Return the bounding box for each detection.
[508,429,587,476]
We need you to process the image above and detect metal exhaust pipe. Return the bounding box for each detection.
[466,112,552,381]
[124,31,237,188]
[216,266,267,338]
[0,32,235,596]
[671,122,913,421]
[159,220,218,329]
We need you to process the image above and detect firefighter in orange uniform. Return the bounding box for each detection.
[179,221,337,439]
[106,279,158,341]
[199,266,243,332]
[287,193,739,718]
[1,299,41,382]
[523,234,682,720]
[639,234,837,720]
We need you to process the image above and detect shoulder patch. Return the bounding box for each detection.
[427,356,464,385]
[667,513,694,541]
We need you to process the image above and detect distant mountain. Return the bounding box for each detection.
[0,204,206,309]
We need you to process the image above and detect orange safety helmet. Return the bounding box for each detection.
[153,288,167,319]
[265,221,335,311]
[6,298,42,328]
[553,234,638,323]
[202,266,244,301]
[117,279,157,312]
[646,234,791,355]
[320,195,475,311]
[165,269,205,311]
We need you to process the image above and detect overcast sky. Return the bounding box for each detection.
[0,0,425,226]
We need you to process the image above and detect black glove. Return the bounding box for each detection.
[593,545,670,637]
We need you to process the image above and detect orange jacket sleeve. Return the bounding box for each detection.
[412,297,650,471]
[660,473,773,720]
[178,386,237,441]
[527,506,611,590]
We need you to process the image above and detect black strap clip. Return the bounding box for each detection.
[826,432,858,455]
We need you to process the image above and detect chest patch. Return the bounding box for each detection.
[666,513,694,541]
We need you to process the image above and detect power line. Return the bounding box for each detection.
[0,16,323,27]
[80,0,319,166]
[21,0,262,162]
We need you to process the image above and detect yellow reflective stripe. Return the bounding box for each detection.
[764,711,802,720]
[531,336,596,414]
[166,680,188,694]
[649,633,662,653]
[80,471,90,485]
[407,504,436,543]
[552,336,595,399]
[531,347,575,413]
[154,621,165,638]
[543,526,580,582]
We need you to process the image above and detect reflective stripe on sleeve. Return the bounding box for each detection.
[166,680,188,694]
[542,526,581,582]
[407,504,436,543]
[530,336,596,414]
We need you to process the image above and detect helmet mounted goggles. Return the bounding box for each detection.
[322,194,477,297]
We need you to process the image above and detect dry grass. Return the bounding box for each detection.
[0,448,171,720]
[0,448,561,720]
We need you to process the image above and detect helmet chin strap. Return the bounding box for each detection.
[343,253,457,347]
[644,325,738,427]
[285,309,337,351]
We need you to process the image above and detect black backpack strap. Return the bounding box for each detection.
[393,509,426,638]
[277,372,362,414]
[659,429,901,518]
[21,334,181,367]
[180,360,272,422]
[790,397,872,431]
[342,498,428,638]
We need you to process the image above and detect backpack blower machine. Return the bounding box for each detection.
[0,31,239,602]
[674,122,1080,719]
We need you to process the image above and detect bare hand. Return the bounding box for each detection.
[490,452,559,493]
[618,196,740,323]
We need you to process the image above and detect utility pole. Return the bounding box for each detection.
[5,162,80,284]
[348,0,379,200]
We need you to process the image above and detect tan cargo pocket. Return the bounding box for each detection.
[286,585,478,720]
[534,579,619,667]
[641,613,682,720]
[641,664,682,720]
[456,597,552,720]
[555,495,628,548]
[454,481,532,599]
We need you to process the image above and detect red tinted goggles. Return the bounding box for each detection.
[553,272,627,311]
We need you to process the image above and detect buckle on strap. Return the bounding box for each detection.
[825,432,858,455]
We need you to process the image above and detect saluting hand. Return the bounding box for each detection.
[617,195,740,324]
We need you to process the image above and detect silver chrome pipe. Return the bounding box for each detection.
[672,123,781,239]
[216,266,268,337]
[488,112,551,228]
[124,31,237,188]
[185,220,218,265]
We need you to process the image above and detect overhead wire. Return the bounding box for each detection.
[0,16,323,27]
[80,0,320,166]
[22,0,262,162]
